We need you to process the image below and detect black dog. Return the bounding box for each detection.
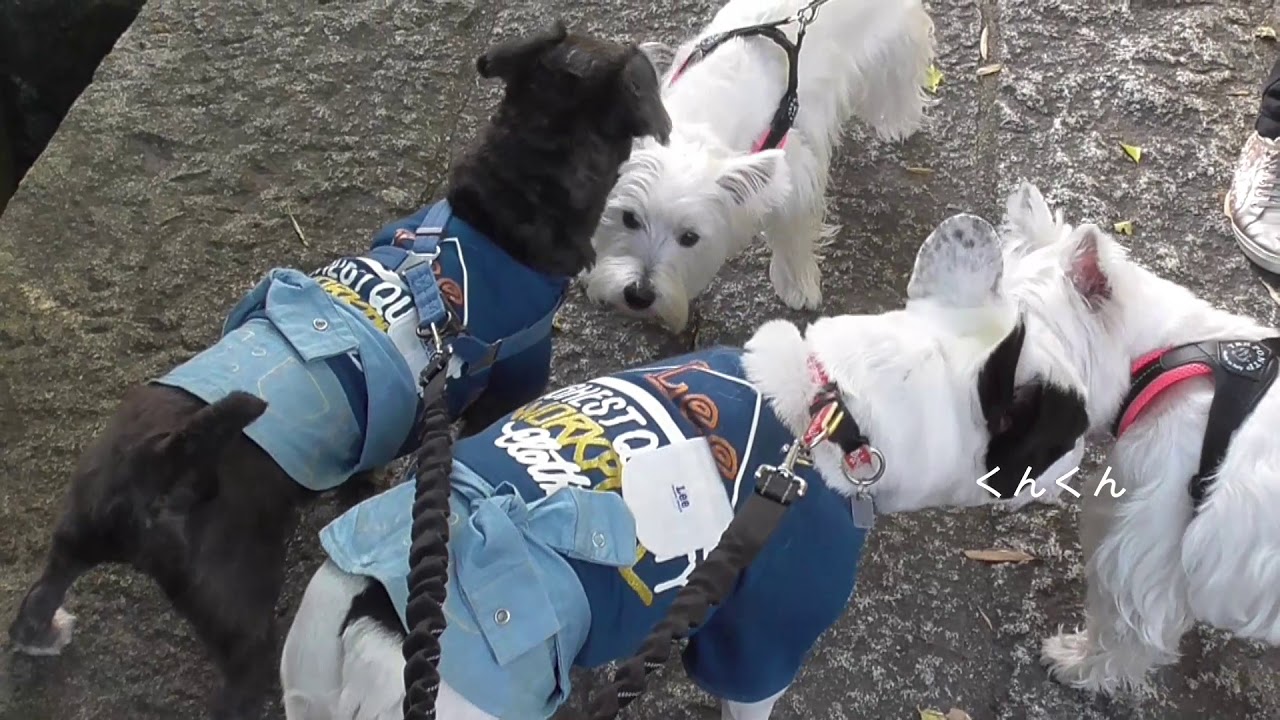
[7,22,670,720]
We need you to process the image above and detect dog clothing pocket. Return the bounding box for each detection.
[620,437,734,562]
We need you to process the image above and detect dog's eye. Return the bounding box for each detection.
[621,210,641,229]
[678,230,700,247]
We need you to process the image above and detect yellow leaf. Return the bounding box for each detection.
[924,64,944,94]
[1120,142,1142,163]
[963,548,1036,564]
[946,710,973,720]
[920,709,947,720]
[1113,220,1134,235]
[977,63,1003,77]
[1257,26,1277,40]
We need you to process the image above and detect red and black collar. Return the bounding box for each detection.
[802,354,883,483]
[1112,337,1280,506]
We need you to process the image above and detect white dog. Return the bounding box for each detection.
[990,181,1280,695]
[278,215,1087,720]
[582,0,936,331]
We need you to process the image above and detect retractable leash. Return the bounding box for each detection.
[585,358,884,720]
[402,325,457,720]
[666,0,833,152]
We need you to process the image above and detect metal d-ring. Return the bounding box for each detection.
[842,446,886,488]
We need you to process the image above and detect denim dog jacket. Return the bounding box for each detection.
[153,201,569,491]
[319,347,870,717]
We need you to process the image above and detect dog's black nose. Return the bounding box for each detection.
[623,280,656,310]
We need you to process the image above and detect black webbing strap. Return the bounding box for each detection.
[671,23,803,152]
[585,464,807,719]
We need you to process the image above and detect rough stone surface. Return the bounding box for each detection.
[2,0,1280,719]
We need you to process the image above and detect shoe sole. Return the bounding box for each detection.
[1224,190,1280,274]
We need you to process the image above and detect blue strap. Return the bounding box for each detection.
[400,201,457,335]
[449,294,562,377]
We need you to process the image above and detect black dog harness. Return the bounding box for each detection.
[1112,338,1280,506]
[666,0,831,153]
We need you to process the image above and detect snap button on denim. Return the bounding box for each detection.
[494,609,511,625]
[313,318,329,331]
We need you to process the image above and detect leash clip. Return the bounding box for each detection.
[416,322,453,399]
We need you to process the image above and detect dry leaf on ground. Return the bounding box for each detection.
[1120,142,1142,163]
[977,63,1003,77]
[919,709,947,720]
[1257,26,1277,40]
[946,710,973,720]
[1113,220,1134,235]
[980,26,989,60]
[963,548,1035,563]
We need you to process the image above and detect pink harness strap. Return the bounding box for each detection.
[1114,349,1212,437]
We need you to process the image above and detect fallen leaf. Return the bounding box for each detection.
[1120,142,1142,164]
[978,607,994,630]
[1113,220,1134,235]
[977,63,1003,77]
[919,709,947,720]
[980,26,990,60]
[906,166,935,175]
[1257,26,1277,40]
[963,548,1036,564]
[946,710,973,720]
[924,64,944,93]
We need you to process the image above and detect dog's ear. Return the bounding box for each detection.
[1001,181,1065,251]
[1061,223,1113,309]
[907,213,1003,307]
[607,46,672,144]
[476,21,569,81]
[977,323,1090,498]
[716,149,785,207]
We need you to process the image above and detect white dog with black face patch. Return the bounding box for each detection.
[992,182,1280,696]
[582,0,936,331]
[277,215,1086,720]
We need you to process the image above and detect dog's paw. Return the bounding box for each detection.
[769,253,822,310]
[11,607,76,656]
[1041,630,1126,695]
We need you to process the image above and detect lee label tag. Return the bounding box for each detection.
[620,437,735,563]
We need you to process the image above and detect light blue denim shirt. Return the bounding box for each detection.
[320,460,637,718]
[154,268,419,491]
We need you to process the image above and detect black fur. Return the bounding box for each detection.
[7,23,670,720]
[979,322,1090,498]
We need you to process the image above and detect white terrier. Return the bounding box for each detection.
[582,0,936,331]
[277,215,1087,720]
[992,181,1280,695]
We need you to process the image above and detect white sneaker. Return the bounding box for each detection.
[1226,131,1280,273]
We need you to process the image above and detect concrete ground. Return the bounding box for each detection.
[2,0,1280,718]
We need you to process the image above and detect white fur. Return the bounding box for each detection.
[281,214,1086,717]
[582,0,936,330]
[995,181,1280,695]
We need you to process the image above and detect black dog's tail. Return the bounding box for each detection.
[402,387,454,720]
[149,391,267,507]
[160,391,267,461]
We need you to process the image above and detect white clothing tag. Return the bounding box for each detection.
[621,437,735,563]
